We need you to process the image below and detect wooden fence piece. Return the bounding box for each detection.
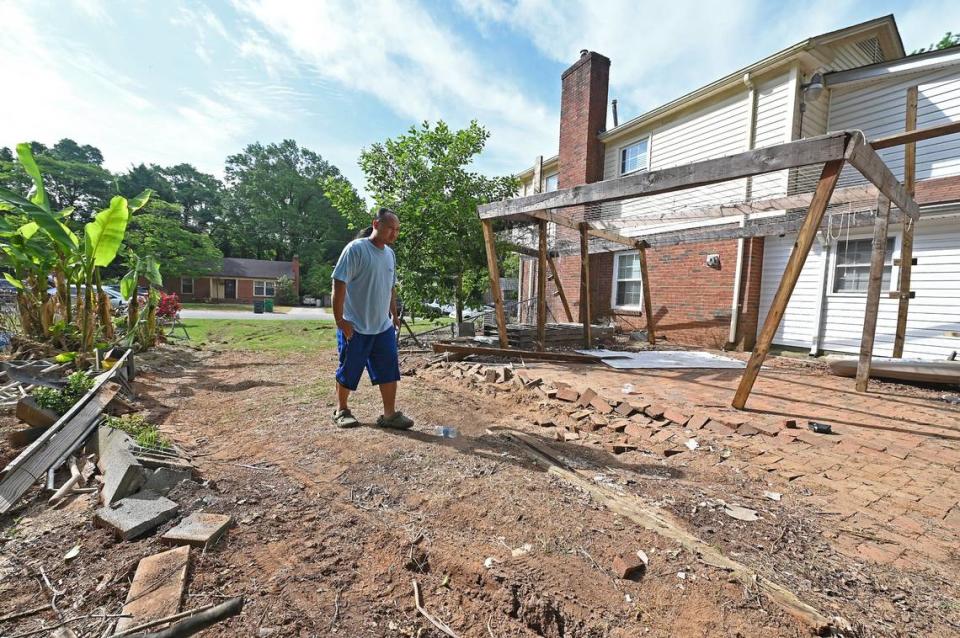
[528,209,643,248]
[431,342,604,363]
[856,194,893,392]
[481,220,509,348]
[869,119,960,150]
[536,219,548,351]
[546,255,573,322]
[579,223,592,348]
[494,428,849,634]
[893,85,918,358]
[846,133,920,221]
[638,243,655,344]
[732,159,846,409]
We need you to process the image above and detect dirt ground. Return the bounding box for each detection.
[1,344,958,637]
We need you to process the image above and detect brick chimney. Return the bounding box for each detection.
[559,50,610,189]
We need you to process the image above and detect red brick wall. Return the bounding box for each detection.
[559,51,610,189]
[237,279,253,301]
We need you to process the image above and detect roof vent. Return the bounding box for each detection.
[580,49,588,58]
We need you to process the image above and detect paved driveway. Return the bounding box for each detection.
[180,307,334,321]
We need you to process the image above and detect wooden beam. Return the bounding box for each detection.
[893,86,918,359]
[504,242,559,258]
[481,220,509,348]
[732,158,846,409]
[846,133,920,221]
[547,255,573,322]
[478,132,851,220]
[638,243,655,345]
[594,184,878,227]
[869,119,960,150]
[432,342,603,364]
[580,223,592,348]
[856,194,892,392]
[532,155,543,194]
[536,218,547,352]
[528,209,643,248]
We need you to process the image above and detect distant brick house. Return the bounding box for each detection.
[165,256,300,304]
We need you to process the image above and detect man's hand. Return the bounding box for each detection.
[337,319,354,341]
[393,314,401,331]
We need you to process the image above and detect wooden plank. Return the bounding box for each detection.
[0,382,119,514]
[504,242,559,258]
[869,119,960,150]
[431,342,604,363]
[478,132,850,220]
[847,134,920,221]
[893,86,918,359]
[595,183,878,227]
[481,220,510,348]
[547,255,573,322]
[528,209,642,248]
[856,195,892,392]
[493,428,848,635]
[638,244,655,345]
[537,219,548,351]
[116,546,190,632]
[732,158,846,409]
[580,223,592,348]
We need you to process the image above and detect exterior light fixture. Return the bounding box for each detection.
[801,72,825,103]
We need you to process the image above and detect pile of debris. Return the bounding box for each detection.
[0,349,242,637]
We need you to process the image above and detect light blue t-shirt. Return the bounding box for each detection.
[332,238,397,335]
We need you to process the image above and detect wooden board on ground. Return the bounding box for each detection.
[116,545,190,632]
[829,357,960,385]
[432,342,608,363]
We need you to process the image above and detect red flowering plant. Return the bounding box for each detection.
[157,292,182,319]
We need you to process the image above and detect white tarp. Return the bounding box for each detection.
[575,349,746,370]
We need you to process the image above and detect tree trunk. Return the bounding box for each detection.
[455,272,464,324]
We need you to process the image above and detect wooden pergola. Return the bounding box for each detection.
[478,120,960,409]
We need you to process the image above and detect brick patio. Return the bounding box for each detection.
[520,359,960,571]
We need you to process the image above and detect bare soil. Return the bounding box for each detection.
[1,345,957,637]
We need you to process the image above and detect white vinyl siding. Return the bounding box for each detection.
[759,214,960,359]
[751,72,795,199]
[828,65,960,188]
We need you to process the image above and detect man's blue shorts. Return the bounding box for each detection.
[335,327,401,391]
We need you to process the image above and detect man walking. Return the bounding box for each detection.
[331,208,414,430]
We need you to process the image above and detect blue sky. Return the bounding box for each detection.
[2,0,958,197]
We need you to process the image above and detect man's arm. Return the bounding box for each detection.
[332,279,353,340]
[390,287,399,329]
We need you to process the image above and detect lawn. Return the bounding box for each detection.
[180,319,338,353]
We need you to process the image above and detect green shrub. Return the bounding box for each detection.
[30,371,95,415]
[274,275,298,305]
[103,413,171,450]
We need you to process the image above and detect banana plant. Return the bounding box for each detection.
[120,251,162,347]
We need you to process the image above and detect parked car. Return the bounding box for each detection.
[47,285,126,308]
[455,306,494,320]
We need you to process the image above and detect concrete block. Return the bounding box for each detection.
[143,468,192,495]
[16,396,58,428]
[96,426,146,505]
[576,388,597,407]
[94,492,179,540]
[116,545,189,632]
[162,512,232,547]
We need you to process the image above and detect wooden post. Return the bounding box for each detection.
[536,218,548,351]
[732,159,845,409]
[892,86,918,358]
[855,194,892,392]
[579,223,592,348]
[547,255,573,322]
[638,243,656,344]
[481,220,509,348]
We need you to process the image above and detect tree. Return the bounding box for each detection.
[118,163,222,231]
[912,31,960,55]
[217,140,354,292]
[0,138,113,224]
[125,207,223,278]
[327,121,518,322]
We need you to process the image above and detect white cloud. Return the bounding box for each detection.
[232,0,558,177]
[0,1,304,176]
[896,1,960,52]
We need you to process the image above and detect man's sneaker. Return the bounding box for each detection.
[377,411,414,430]
[333,409,360,428]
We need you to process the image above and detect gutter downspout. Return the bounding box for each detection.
[729,73,757,348]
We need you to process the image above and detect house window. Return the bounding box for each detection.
[181,278,194,295]
[832,237,895,293]
[620,138,649,175]
[612,251,643,309]
[544,173,558,192]
[254,280,275,297]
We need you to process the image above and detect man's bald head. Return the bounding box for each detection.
[370,207,400,246]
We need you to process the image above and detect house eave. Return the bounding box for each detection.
[825,44,960,88]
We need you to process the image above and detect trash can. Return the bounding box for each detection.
[253,301,264,314]
[264,299,274,313]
